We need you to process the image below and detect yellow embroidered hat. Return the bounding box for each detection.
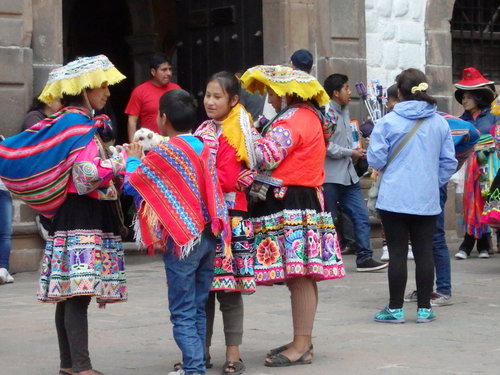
[240,65,330,106]
[38,55,126,103]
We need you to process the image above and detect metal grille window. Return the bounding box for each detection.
[451,0,500,82]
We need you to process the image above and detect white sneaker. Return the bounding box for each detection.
[455,250,468,260]
[168,370,202,375]
[0,268,14,284]
[478,250,490,259]
[380,245,389,261]
[407,244,414,260]
[431,292,453,307]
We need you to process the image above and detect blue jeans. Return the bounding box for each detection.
[432,184,451,296]
[0,190,12,269]
[163,229,216,375]
[323,182,373,264]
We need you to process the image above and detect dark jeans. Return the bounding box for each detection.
[323,182,373,264]
[0,190,12,269]
[335,206,358,252]
[164,229,216,375]
[432,184,451,296]
[55,296,92,372]
[379,210,437,309]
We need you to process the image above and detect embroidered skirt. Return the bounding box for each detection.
[38,193,127,303]
[211,210,256,294]
[250,186,345,285]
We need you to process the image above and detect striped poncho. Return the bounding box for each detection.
[129,136,230,258]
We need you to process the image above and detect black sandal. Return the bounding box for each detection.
[265,350,312,367]
[222,359,245,375]
[266,344,314,357]
[267,344,289,357]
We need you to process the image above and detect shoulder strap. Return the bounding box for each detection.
[385,117,427,168]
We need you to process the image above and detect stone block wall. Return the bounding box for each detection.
[424,0,455,115]
[365,0,427,86]
[0,1,62,273]
[0,0,33,137]
[10,198,44,273]
[31,0,62,95]
[262,0,368,122]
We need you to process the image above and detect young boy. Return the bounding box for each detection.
[124,89,229,375]
[322,73,388,272]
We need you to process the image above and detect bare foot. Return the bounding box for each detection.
[226,345,241,362]
[60,369,74,375]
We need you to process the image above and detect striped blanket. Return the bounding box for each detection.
[0,106,110,218]
[438,112,480,170]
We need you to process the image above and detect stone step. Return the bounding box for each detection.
[10,248,43,274]
[10,221,44,273]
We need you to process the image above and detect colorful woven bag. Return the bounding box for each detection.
[0,107,108,218]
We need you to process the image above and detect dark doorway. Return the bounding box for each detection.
[176,0,264,122]
[63,0,134,145]
[62,0,264,139]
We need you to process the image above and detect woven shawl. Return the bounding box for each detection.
[463,134,497,238]
[0,106,110,218]
[195,104,258,170]
[129,136,230,258]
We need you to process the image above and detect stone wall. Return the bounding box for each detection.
[0,1,39,273]
[32,0,62,96]
[0,1,63,272]
[365,0,427,86]
[424,0,455,114]
[10,198,44,273]
[0,0,33,138]
[262,0,368,121]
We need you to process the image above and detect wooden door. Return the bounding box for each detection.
[176,0,264,120]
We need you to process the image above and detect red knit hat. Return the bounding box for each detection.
[454,67,494,89]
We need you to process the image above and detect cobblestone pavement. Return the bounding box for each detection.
[2,246,500,375]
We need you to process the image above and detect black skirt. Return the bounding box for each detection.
[250,186,322,217]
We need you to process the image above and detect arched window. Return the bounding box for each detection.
[451,0,500,82]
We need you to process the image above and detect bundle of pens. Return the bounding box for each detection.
[355,80,388,123]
